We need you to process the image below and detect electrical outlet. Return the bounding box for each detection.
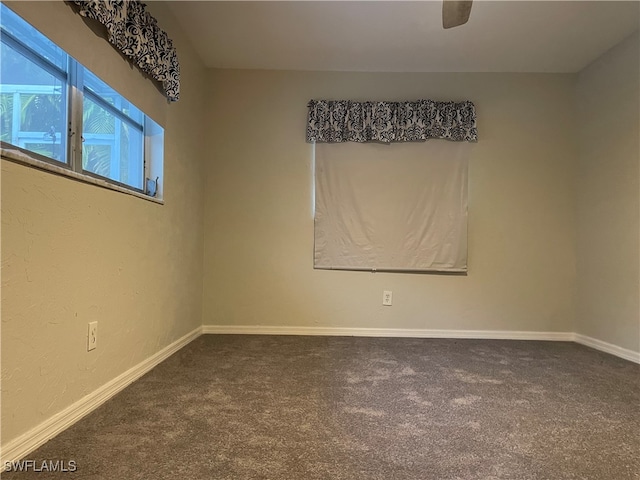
[87,321,98,351]
[383,290,393,306]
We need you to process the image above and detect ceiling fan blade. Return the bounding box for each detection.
[442,0,473,29]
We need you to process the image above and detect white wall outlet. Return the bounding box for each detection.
[87,321,98,351]
[383,290,393,306]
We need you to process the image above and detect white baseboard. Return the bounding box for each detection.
[0,326,202,469]
[573,333,640,364]
[202,324,573,341]
[202,325,639,363]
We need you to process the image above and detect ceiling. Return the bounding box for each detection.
[166,1,640,73]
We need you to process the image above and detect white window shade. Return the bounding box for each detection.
[314,141,470,273]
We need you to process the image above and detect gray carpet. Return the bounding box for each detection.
[3,335,639,479]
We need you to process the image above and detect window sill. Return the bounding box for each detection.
[1,147,164,205]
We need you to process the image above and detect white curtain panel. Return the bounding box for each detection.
[314,141,470,272]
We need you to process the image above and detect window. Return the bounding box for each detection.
[0,4,163,198]
[313,141,470,273]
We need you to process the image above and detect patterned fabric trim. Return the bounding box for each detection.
[307,100,477,143]
[73,0,180,102]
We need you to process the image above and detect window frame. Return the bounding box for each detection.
[1,26,70,168]
[0,4,163,201]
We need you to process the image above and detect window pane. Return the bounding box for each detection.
[0,4,67,72]
[83,97,144,189]
[0,41,67,162]
[0,3,160,197]
[83,69,143,125]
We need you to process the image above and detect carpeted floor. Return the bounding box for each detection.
[3,335,639,479]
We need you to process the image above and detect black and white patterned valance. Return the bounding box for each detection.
[73,0,180,102]
[307,100,477,143]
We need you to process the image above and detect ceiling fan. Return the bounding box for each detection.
[442,0,473,29]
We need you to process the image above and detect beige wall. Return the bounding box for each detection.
[1,1,207,444]
[202,70,578,333]
[575,32,640,353]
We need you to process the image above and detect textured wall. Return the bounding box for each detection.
[575,32,640,353]
[1,1,206,444]
[202,70,578,333]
